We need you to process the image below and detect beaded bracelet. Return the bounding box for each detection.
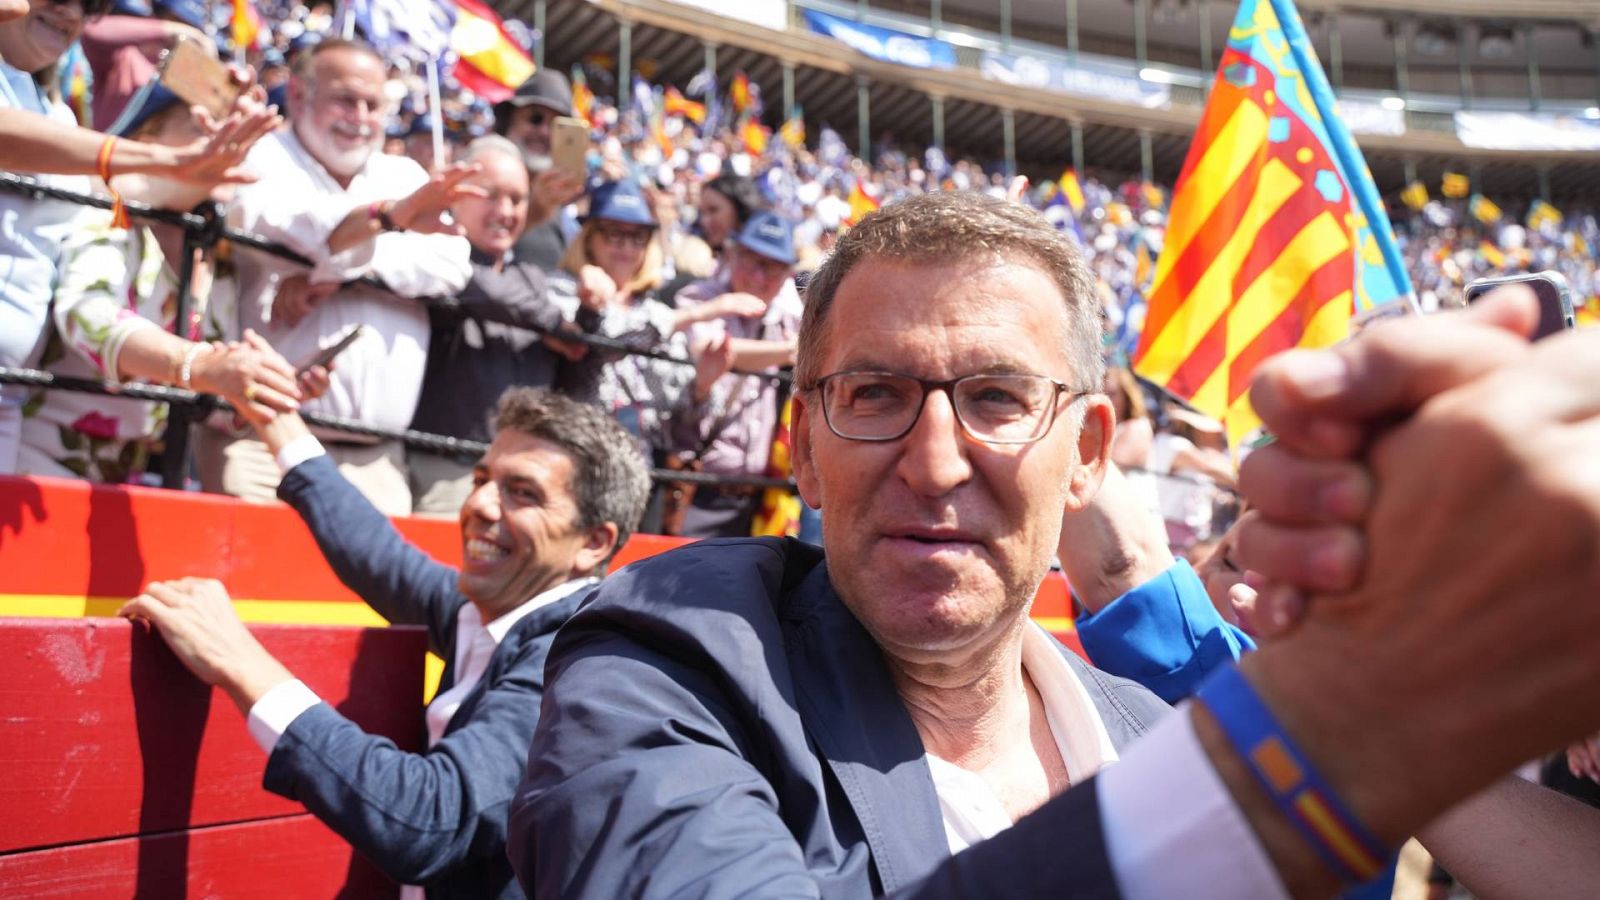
[1194,665,1390,884]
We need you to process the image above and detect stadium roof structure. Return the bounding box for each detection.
[510,0,1600,199]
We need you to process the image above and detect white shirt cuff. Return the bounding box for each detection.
[246,678,323,755]
[275,434,326,474]
[1098,703,1289,900]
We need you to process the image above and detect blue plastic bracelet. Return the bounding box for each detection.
[1195,664,1390,883]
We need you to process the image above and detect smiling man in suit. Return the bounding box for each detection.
[121,387,648,899]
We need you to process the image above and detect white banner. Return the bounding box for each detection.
[1455,111,1600,152]
[980,50,1170,110]
[1335,98,1405,137]
[661,0,787,32]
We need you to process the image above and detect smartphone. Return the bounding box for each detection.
[299,325,366,375]
[549,116,589,183]
[162,36,240,121]
[1464,271,1575,341]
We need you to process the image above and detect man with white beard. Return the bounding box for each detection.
[197,38,473,515]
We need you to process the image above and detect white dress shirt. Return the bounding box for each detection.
[228,129,472,435]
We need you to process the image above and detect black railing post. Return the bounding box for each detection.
[157,200,225,490]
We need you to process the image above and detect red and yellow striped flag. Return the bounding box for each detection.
[449,0,537,104]
[232,0,261,51]
[1132,0,1411,449]
[846,179,879,226]
[664,86,706,124]
[1058,169,1085,214]
[730,71,753,115]
[751,397,801,537]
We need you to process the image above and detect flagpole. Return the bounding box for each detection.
[1266,0,1417,313]
[426,58,445,170]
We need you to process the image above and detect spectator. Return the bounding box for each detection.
[548,179,744,466]
[79,0,213,132]
[1104,366,1152,469]
[198,37,472,516]
[1,0,116,473]
[408,135,593,516]
[669,210,803,537]
[493,69,583,272]
[120,386,649,899]
[18,73,298,482]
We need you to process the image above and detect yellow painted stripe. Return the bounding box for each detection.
[1187,210,1350,414]
[1140,158,1304,386]
[2,593,445,702]
[1033,616,1077,634]
[1154,99,1272,289]
[1294,791,1385,877]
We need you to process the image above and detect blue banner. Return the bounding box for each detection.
[979,50,1170,109]
[802,9,956,70]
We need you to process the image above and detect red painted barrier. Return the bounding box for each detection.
[0,616,421,893]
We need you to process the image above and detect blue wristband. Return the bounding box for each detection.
[1195,664,1390,883]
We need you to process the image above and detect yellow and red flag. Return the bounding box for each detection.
[846,179,880,226]
[778,111,806,149]
[232,0,262,51]
[751,398,802,538]
[730,71,753,115]
[1132,0,1413,449]
[1400,181,1428,211]
[664,86,706,124]
[449,0,536,104]
[740,118,770,155]
[1441,171,1470,199]
[1057,169,1086,214]
[570,66,596,124]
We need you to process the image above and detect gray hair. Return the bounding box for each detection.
[796,191,1104,392]
[462,134,526,168]
[492,388,651,566]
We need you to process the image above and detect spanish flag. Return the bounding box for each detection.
[664,86,706,124]
[741,118,769,156]
[449,0,536,104]
[571,66,595,124]
[1132,0,1412,450]
[846,179,880,226]
[778,110,806,149]
[730,71,754,115]
[751,397,802,538]
[232,0,261,52]
[1058,169,1086,214]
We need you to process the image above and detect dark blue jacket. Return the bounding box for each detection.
[510,537,1170,899]
[267,454,574,899]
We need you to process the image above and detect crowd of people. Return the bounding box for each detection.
[8,2,1600,896]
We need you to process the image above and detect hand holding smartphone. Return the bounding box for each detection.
[1464,271,1575,341]
[298,325,366,376]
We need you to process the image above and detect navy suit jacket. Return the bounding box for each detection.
[509,537,1170,898]
[268,455,573,899]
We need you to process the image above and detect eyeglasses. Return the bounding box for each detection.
[524,109,552,127]
[812,371,1089,444]
[595,225,653,248]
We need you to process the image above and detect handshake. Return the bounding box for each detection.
[1203,284,1600,888]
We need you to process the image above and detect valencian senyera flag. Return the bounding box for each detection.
[1132,0,1414,449]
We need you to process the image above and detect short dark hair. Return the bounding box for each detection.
[704,174,765,228]
[492,388,650,564]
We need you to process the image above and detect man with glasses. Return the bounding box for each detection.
[507,190,1172,896]
[668,210,805,537]
[197,38,472,515]
[509,191,1600,898]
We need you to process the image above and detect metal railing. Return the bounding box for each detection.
[0,174,797,494]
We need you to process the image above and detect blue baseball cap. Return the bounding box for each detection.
[153,0,207,30]
[736,210,797,266]
[584,180,656,228]
[108,82,183,137]
[112,0,153,15]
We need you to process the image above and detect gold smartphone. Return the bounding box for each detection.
[162,36,240,121]
[549,116,589,182]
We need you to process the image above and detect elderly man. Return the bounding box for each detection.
[509,192,1600,898]
[493,69,584,271]
[122,386,650,899]
[198,38,474,515]
[669,209,805,537]
[409,135,595,516]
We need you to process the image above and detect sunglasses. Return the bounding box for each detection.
[48,0,113,16]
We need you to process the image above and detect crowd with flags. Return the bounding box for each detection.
[13,0,1600,552]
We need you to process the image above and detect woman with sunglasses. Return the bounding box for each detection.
[550,179,761,463]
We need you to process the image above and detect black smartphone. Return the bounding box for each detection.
[1464,272,1575,341]
[299,325,365,375]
